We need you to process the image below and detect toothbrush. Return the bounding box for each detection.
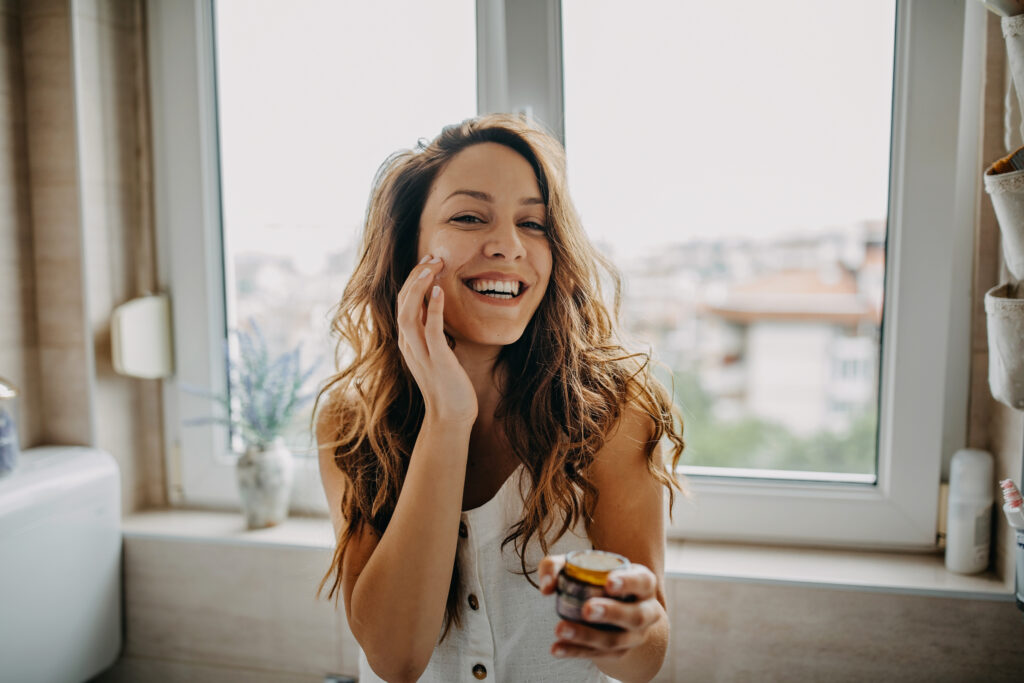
[999,479,1024,611]
[999,479,1024,529]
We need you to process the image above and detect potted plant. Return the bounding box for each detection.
[187,323,320,528]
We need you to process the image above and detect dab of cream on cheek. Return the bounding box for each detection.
[431,244,452,283]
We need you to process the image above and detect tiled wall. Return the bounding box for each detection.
[103,540,352,683]
[97,537,1024,682]
[0,0,164,510]
[72,0,166,509]
[22,0,94,446]
[0,0,40,447]
[668,578,1024,681]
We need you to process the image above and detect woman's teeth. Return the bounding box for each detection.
[468,279,521,298]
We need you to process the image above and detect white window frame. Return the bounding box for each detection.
[149,0,983,549]
[667,0,983,550]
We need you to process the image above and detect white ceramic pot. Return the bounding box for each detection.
[983,151,1024,281]
[236,437,294,529]
[985,282,1024,411]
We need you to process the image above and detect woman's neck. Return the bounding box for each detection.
[451,340,504,425]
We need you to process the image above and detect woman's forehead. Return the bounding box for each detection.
[429,142,542,203]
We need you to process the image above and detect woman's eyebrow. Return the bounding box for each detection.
[443,189,544,206]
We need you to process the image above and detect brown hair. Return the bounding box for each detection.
[314,113,684,641]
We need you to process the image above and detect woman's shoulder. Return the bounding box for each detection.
[586,401,655,488]
[598,396,666,474]
[315,384,360,449]
[601,399,656,457]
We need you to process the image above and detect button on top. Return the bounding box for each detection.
[472,663,487,679]
[458,522,468,538]
[468,594,479,610]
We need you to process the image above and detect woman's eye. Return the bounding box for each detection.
[451,215,546,233]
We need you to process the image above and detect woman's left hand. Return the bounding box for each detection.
[537,554,663,660]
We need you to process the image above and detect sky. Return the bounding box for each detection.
[214,0,897,270]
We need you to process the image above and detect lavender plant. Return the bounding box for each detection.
[186,323,320,451]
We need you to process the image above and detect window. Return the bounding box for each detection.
[216,0,475,450]
[149,0,476,511]
[149,0,982,547]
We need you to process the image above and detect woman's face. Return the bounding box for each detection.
[416,142,553,350]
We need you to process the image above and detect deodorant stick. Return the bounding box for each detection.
[945,448,994,574]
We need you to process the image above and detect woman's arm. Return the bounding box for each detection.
[538,404,670,683]
[318,412,473,683]
[318,255,479,683]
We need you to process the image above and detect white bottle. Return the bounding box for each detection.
[945,448,994,574]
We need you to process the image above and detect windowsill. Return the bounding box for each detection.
[122,509,1014,601]
[122,508,337,550]
[664,539,1012,601]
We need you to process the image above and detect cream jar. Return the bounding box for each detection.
[555,549,632,632]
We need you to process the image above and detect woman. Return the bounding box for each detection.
[316,114,685,682]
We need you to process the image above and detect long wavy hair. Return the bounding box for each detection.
[314,113,685,642]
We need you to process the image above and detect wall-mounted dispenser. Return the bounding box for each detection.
[110,293,174,379]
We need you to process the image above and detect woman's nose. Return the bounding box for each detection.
[484,219,526,260]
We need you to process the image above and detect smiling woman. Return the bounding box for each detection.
[314,114,685,683]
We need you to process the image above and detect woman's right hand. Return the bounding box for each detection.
[396,255,478,424]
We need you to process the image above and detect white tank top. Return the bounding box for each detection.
[357,463,619,682]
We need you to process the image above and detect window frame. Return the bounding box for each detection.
[657,0,983,549]
[149,0,983,548]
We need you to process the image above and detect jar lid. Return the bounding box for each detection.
[564,549,630,586]
[0,377,17,399]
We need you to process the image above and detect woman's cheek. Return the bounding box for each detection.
[432,244,452,270]
[429,243,453,286]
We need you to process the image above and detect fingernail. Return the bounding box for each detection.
[539,575,553,591]
[419,254,431,264]
[553,648,566,658]
[431,285,440,298]
[559,625,575,639]
[607,576,622,591]
[428,256,441,264]
[587,604,605,620]
[418,268,432,280]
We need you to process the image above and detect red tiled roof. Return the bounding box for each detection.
[701,268,880,325]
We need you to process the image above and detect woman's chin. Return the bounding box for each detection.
[448,327,527,350]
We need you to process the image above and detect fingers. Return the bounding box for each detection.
[538,555,657,600]
[423,284,447,358]
[544,557,663,661]
[537,554,566,594]
[579,595,661,632]
[396,255,443,367]
[397,254,441,314]
[551,617,647,659]
[551,641,628,661]
[604,565,658,601]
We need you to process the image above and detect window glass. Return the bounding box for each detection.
[563,0,896,478]
[213,0,477,454]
